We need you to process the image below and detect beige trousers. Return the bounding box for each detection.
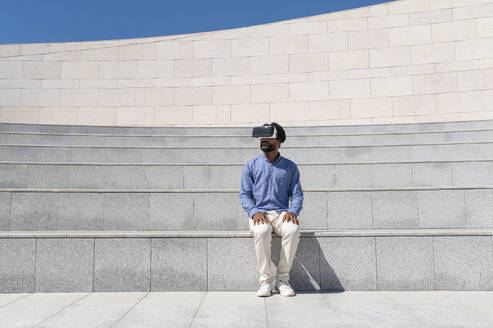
[249,210,301,284]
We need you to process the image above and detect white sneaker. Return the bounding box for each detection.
[256,281,273,297]
[276,280,295,296]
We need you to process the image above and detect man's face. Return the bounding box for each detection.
[260,137,279,153]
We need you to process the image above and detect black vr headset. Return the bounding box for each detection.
[252,125,279,140]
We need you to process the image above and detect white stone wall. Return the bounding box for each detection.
[1,0,493,126]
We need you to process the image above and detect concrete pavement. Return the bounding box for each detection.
[1,291,492,327]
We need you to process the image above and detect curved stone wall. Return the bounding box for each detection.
[1,0,493,126]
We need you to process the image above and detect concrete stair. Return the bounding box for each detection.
[1,120,493,293]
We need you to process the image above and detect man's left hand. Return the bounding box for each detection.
[282,212,299,225]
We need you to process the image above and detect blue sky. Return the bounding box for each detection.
[1,0,392,44]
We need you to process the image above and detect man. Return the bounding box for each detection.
[239,122,303,297]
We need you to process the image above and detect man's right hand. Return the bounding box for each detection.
[252,212,269,225]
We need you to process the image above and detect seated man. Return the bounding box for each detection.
[239,122,304,297]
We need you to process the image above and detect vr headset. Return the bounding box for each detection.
[252,125,278,139]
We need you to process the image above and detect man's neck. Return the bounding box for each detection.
[264,151,279,163]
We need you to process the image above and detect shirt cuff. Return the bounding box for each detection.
[288,209,300,217]
[248,208,263,218]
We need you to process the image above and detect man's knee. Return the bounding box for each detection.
[282,222,300,238]
[252,222,273,238]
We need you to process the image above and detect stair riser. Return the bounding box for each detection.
[3,130,493,147]
[1,189,492,231]
[1,162,492,189]
[3,143,493,163]
[2,119,493,134]
[1,235,492,293]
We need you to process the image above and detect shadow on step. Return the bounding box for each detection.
[271,233,345,292]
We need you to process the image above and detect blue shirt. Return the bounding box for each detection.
[239,152,304,219]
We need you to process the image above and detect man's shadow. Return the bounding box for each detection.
[270,232,344,293]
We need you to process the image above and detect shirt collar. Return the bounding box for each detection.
[261,152,282,164]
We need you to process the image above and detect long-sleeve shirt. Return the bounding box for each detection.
[239,152,304,219]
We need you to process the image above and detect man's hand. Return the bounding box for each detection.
[282,212,299,225]
[252,212,269,225]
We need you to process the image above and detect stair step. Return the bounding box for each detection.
[2,142,493,163]
[2,228,493,238]
[3,129,493,147]
[0,160,491,189]
[1,187,492,231]
[2,119,493,135]
[1,229,492,292]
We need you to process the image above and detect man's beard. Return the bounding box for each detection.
[260,141,276,153]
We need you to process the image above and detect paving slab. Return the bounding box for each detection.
[36,292,147,328]
[0,291,492,328]
[112,291,205,328]
[0,292,87,327]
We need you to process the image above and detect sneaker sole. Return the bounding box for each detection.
[256,291,271,297]
[279,292,295,297]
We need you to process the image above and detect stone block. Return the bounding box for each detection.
[21,89,59,107]
[432,20,477,42]
[135,88,174,106]
[208,238,258,290]
[231,38,269,57]
[269,36,308,55]
[327,192,372,229]
[289,53,328,72]
[370,46,413,68]
[94,238,151,291]
[57,193,105,230]
[330,79,370,99]
[433,236,493,290]
[411,43,455,65]
[392,95,436,116]
[326,18,367,32]
[194,193,243,230]
[212,85,249,104]
[99,61,136,79]
[250,55,288,75]
[372,191,419,228]
[0,89,22,106]
[413,72,457,94]
[417,190,466,228]
[329,50,368,70]
[376,236,434,290]
[102,193,149,230]
[319,237,376,290]
[290,81,330,101]
[61,61,99,79]
[251,84,289,103]
[156,41,193,59]
[436,92,482,114]
[149,193,194,230]
[174,59,211,78]
[174,87,211,106]
[0,239,36,292]
[389,25,432,47]
[413,162,453,186]
[351,97,392,118]
[35,238,93,292]
[297,192,327,230]
[193,40,230,58]
[349,30,389,49]
[464,189,493,228]
[10,192,58,230]
[308,32,347,52]
[98,88,135,106]
[212,57,250,76]
[23,61,61,79]
[136,60,173,78]
[151,238,207,290]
